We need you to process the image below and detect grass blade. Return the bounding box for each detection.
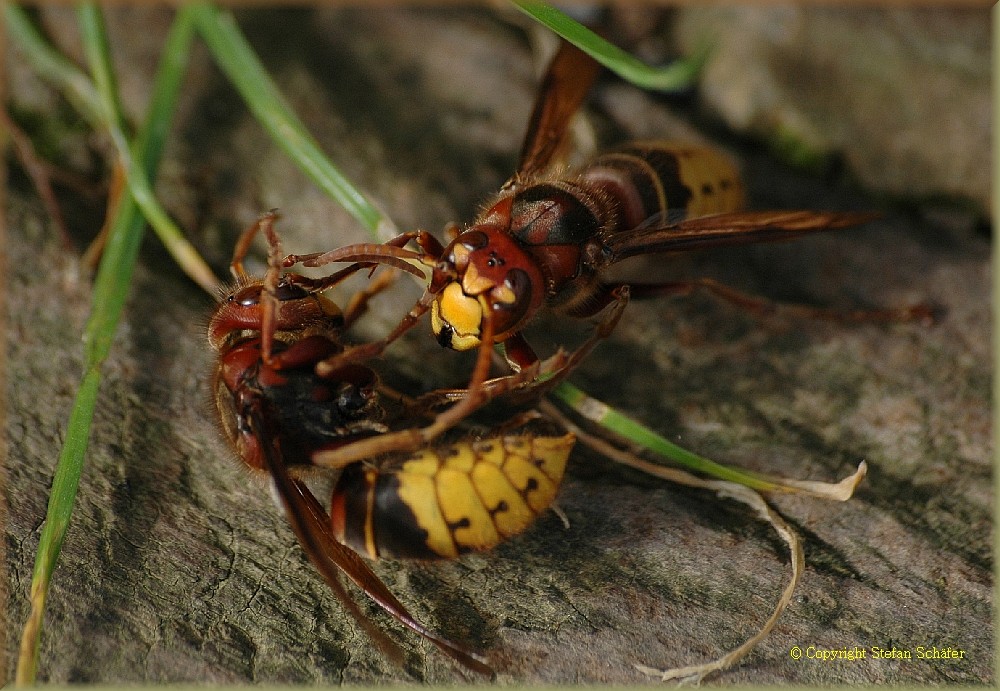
[550,381,866,500]
[15,6,197,683]
[78,5,218,295]
[510,0,708,92]
[190,3,394,241]
[5,3,218,295]
[3,4,104,127]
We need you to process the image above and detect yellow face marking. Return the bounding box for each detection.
[460,261,496,296]
[491,282,517,306]
[430,299,446,342]
[432,283,484,351]
[449,242,471,271]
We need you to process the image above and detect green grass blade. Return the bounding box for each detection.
[189,3,394,241]
[3,4,104,127]
[15,6,197,684]
[5,4,218,295]
[511,0,708,92]
[77,5,218,295]
[552,381,815,494]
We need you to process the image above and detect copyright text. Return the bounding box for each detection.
[788,645,966,662]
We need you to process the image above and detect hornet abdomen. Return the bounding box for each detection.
[331,433,575,559]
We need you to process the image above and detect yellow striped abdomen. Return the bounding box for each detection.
[330,434,575,559]
[579,142,745,230]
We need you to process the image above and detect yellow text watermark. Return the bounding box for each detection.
[789,645,966,662]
